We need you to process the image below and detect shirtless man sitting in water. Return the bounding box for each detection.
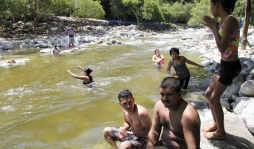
[103,89,152,149]
[146,77,200,149]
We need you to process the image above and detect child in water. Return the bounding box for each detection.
[52,45,61,55]
[7,60,16,64]
[201,0,241,140]
[67,66,94,86]
[167,48,204,90]
[152,49,165,68]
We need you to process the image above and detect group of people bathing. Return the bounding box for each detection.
[67,0,242,148]
[52,24,76,55]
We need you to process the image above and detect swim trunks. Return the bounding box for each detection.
[110,127,147,149]
[69,37,75,43]
[215,59,241,86]
[156,140,179,149]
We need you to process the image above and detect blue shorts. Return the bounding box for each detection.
[69,36,75,43]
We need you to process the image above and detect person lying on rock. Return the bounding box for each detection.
[146,77,200,149]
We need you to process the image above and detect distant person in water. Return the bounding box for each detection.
[67,66,94,86]
[152,49,165,68]
[103,89,152,149]
[167,48,204,90]
[52,45,61,55]
[7,60,16,64]
[65,24,76,48]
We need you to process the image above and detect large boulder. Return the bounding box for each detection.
[207,62,220,72]
[239,80,254,96]
[222,74,244,98]
[198,76,212,90]
[241,102,254,135]
[200,33,214,40]
[233,97,254,115]
[200,112,254,149]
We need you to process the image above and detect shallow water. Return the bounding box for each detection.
[0,33,211,148]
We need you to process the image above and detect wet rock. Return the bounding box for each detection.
[198,76,212,90]
[207,62,220,72]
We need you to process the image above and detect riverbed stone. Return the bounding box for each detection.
[241,102,254,135]
[239,80,254,96]
[207,62,220,72]
[201,112,254,149]
[233,97,254,115]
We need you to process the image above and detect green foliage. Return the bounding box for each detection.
[234,0,254,25]
[143,0,165,22]
[73,0,105,19]
[188,0,211,26]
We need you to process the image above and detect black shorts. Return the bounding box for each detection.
[215,59,242,86]
[179,75,190,89]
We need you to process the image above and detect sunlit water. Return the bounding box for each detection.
[0,33,212,148]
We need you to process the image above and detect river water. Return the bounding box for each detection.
[0,33,211,148]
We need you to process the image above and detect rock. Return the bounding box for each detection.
[231,94,239,102]
[246,75,254,81]
[239,80,254,96]
[221,98,231,111]
[247,61,254,68]
[207,62,220,72]
[200,112,254,149]
[201,60,213,66]
[222,74,244,98]
[190,101,205,109]
[241,102,254,135]
[233,97,254,115]
[111,39,117,44]
[200,33,214,40]
[198,76,212,90]
[0,42,14,50]
[249,69,254,75]
[240,68,252,78]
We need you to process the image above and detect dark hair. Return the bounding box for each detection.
[160,77,181,93]
[118,89,133,102]
[155,49,159,53]
[211,0,237,13]
[84,67,92,75]
[169,48,180,56]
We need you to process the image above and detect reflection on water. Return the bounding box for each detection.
[0,34,211,148]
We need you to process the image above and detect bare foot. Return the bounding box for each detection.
[202,124,217,132]
[203,131,226,140]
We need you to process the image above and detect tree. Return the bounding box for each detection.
[241,0,251,50]
[188,0,211,26]
[142,0,165,22]
[73,0,105,19]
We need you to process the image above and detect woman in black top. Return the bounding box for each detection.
[67,66,94,85]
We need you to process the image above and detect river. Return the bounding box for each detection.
[0,33,211,148]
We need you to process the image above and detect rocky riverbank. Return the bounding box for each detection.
[1,17,254,148]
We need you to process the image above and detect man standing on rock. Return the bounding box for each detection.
[146,77,200,149]
[65,24,75,48]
